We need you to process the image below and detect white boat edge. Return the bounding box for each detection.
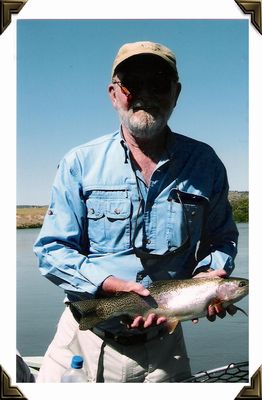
[23,356,43,375]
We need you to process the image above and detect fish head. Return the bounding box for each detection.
[215,277,249,305]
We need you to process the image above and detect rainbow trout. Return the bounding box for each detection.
[70,277,248,332]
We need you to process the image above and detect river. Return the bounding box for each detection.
[16,223,248,375]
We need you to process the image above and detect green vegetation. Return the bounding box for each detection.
[228,191,249,223]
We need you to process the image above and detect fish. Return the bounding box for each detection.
[69,277,248,333]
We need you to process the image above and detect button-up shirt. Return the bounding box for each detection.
[34,128,238,302]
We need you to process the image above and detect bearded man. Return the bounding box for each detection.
[34,41,238,383]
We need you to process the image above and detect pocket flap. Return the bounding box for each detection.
[168,189,209,206]
[106,200,131,219]
[86,199,104,219]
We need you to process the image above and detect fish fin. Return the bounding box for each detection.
[69,299,102,330]
[166,318,180,334]
[78,315,103,331]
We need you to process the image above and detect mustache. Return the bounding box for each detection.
[130,99,159,111]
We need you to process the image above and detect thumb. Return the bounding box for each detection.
[211,269,228,278]
[131,283,150,296]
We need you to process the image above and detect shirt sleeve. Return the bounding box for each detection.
[192,157,239,276]
[33,154,116,297]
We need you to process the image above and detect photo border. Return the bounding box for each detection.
[1,1,261,399]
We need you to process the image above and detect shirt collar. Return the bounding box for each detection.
[118,125,176,164]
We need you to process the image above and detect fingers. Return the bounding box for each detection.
[226,304,238,316]
[130,315,144,328]
[156,316,167,325]
[193,269,228,279]
[101,276,150,296]
[130,314,155,329]
[130,283,150,296]
[206,303,237,322]
[143,313,157,328]
[129,313,167,329]
[192,318,199,324]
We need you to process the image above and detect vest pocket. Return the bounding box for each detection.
[166,189,208,250]
[86,197,131,252]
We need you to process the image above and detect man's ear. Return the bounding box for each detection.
[173,82,182,108]
[108,84,117,108]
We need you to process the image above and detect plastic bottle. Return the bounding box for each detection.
[61,355,87,382]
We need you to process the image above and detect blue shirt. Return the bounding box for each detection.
[34,129,238,302]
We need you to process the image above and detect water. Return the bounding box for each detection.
[16,224,248,375]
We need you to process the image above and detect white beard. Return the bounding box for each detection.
[119,108,167,139]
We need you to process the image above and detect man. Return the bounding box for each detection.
[34,41,238,383]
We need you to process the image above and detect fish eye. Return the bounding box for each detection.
[239,280,247,287]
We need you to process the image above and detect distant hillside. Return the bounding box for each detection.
[228,191,248,223]
[16,206,48,229]
[16,191,248,229]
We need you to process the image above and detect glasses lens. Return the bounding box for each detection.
[121,73,172,95]
[152,76,171,94]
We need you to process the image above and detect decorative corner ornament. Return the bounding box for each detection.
[0,365,27,400]
[235,365,262,399]
[0,0,27,35]
[235,0,262,34]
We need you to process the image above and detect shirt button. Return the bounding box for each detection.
[145,239,151,244]
[191,210,196,216]
[89,208,95,214]
[114,208,121,214]
[47,209,53,215]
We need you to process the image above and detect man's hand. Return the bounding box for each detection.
[101,276,167,329]
[192,268,238,323]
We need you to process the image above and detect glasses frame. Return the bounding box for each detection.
[112,80,132,97]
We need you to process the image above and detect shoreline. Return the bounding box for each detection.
[16,191,248,229]
[17,206,47,229]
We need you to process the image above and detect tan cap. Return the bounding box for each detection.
[111,41,177,78]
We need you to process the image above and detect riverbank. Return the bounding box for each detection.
[16,191,248,229]
[16,206,47,229]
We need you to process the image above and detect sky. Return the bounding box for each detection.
[17,19,248,205]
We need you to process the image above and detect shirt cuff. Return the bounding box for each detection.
[193,250,235,276]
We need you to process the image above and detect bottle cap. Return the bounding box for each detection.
[71,355,84,369]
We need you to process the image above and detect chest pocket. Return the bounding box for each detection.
[86,197,131,253]
[166,189,209,250]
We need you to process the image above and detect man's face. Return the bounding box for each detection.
[109,55,181,140]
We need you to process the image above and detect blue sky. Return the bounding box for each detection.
[17,19,248,205]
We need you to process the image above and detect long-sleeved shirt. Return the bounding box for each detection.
[34,128,238,302]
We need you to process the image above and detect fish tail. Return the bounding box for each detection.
[69,299,103,330]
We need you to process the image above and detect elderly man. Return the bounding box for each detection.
[34,41,238,382]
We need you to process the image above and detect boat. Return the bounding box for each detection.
[19,356,249,383]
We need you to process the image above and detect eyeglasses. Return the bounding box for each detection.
[112,72,174,97]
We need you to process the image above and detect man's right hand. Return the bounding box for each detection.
[101,275,150,296]
[101,276,167,329]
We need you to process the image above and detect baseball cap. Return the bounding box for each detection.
[111,41,178,79]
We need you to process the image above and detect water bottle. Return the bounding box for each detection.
[61,355,87,382]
